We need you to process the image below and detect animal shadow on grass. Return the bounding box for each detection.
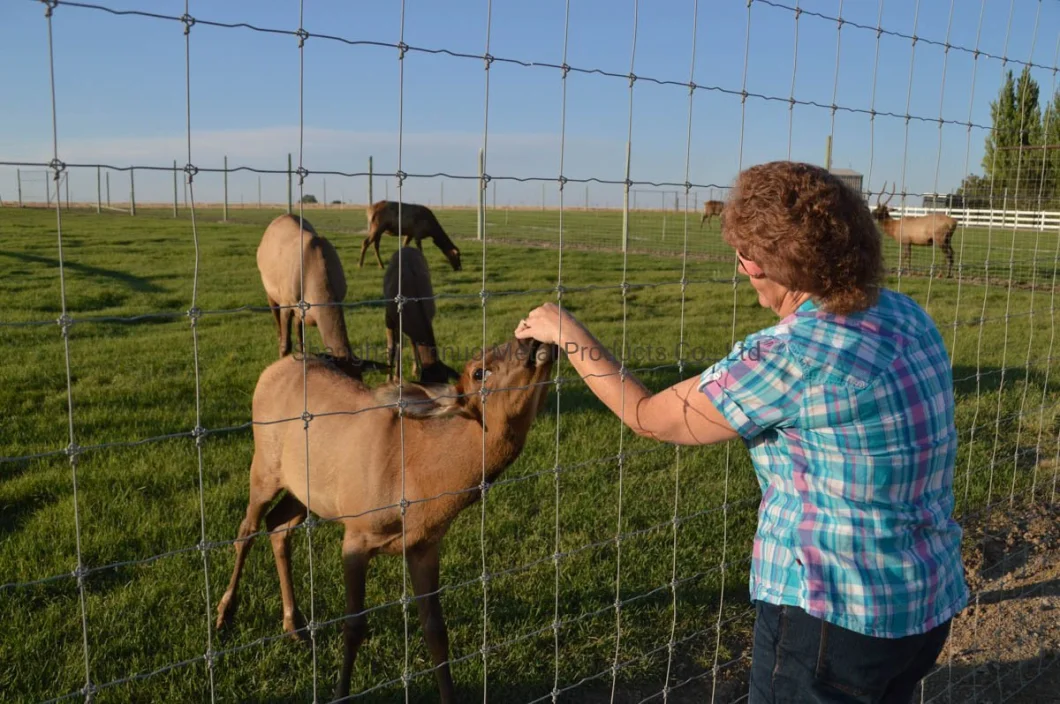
[244,575,736,704]
[0,250,165,294]
[951,365,1051,398]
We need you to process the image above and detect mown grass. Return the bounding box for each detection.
[1,206,1058,703]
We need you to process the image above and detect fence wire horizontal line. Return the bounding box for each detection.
[0,277,732,330]
[4,362,1055,472]
[635,651,752,704]
[31,1,1012,132]
[754,0,1058,75]
[0,452,755,595]
[4,368,1058,470]
[523,617,747,704]
[0,159,737,190]
[344,563,755,703]
[29,556,752,704]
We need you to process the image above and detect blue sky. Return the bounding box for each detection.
[3,0,1060,208]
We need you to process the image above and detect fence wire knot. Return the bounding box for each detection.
[80,681,97,702]
[627,73,637,87]
[73,562,88,586]
[300,410,313,424]
[479,479,491,496]
[296,27,309,47]
[41,0,58,16]
[192,425,207,447]
[184,163,199,182]
[397,41,409,59]
[186,306,202,322]
[181,14,195,34]
[66,441,82,459]
[297,299,311,314]
[560,63,570,78]
[555,283,566,297]
[395,170,407,183]
[687,81,696,94]
[204,648,217,670]
[479,289,490,305]
[481,173,492,186]
[197,538,210,555]
[483,53,494,69]
[557,175,568,189]
[48,158,66,177]
[56,313,74,336]
[295,166,309,185]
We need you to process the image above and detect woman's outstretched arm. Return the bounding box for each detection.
[516,303,740,446]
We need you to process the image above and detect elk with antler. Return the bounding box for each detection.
[872,182,958,278]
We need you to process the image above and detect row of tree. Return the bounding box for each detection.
[957,66,1060,210]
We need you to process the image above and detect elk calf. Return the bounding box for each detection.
[872,183,958,278]
[383,247,460,384]
[360,200,462,272]
[257,214,381,374]
[215,337,558,703]
[700,199,724,228]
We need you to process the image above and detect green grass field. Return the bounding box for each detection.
[1,205,1058,702]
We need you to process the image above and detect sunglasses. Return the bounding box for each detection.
[736,251,767,279]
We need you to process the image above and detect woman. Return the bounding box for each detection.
[515,161,968,703]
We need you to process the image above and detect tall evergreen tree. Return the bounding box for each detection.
[1041,88,1060,207]
[1012,66,1043,204]
[981,68,1043,206]
[982,69,1018,195]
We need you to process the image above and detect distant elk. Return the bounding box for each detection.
[359,200,462,272]
[872,182,958,278]
[257,214,382,373]
[700,199,725,228]
[383,247,460,384]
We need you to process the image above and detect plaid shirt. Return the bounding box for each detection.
[699,289,968,638]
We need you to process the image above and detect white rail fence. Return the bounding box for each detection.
[890,205,1060,232]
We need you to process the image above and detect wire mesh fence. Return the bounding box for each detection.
[2,0,1060,702]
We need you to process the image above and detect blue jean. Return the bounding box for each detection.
[748,601,952,703]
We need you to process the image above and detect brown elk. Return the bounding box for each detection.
[360,200,462,272]
[214,337,558,703]
[257,214,383,374]
[383,247,461,384]
[700,199,724,228]
[872,182,958,278]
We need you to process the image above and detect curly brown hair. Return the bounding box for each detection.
[721,161,884,315]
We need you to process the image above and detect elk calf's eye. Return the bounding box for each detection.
[473,368,491,381]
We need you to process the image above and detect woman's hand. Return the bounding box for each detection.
[515,302,579,347]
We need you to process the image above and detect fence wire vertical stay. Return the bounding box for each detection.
[292,0,321,698]
[660,2,699,701]
[1016,33,1060,509]
[1031,38,1060,505]
[41,1,94,700]
[922,0,957,308]
[785,0,800,161]
[179,1,218,700]
[894,0,923,292]
[608,2,638,701]
[551,2,572,702]
[996,0,1043,508]
[478,2,494,700]
[711,2,753,702]
[952,0,989,510]
[862,0,885,279]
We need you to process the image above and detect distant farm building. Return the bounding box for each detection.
[829,168,864,196]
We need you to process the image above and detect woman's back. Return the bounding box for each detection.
[699,287,968,638]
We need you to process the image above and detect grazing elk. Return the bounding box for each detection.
[359,200,462,272]
[214,337,558,703]
[383,247,461,385]
[872,182,958,278]
[700,199,725,228]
